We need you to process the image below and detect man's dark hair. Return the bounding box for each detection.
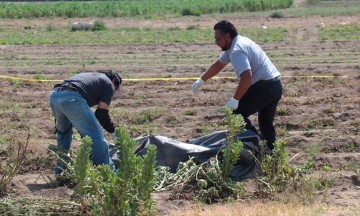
[213,20,238,39]
[97,70,122,89]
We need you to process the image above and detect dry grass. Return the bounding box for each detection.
[168,201,360,216]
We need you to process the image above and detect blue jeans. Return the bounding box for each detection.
[49,89,114,174]
[234,78,283,150]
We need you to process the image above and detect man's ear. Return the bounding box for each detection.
[225,33,231,41]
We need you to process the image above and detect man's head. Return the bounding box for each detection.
[213,20,238,51]
[97,70,122,93]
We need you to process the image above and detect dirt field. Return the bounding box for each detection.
[0,5,359,215]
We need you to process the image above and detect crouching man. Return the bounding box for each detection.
[192,20,283,151]
[49,70,122,174]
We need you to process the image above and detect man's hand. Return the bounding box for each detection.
[192,78,204,94]
[225,97,239,110]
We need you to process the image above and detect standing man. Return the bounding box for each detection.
[192,20,282,151]
[50,70,122,174]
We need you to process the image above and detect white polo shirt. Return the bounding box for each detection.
[219,35,280,85]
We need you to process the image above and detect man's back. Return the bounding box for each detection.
[64,72,114,107]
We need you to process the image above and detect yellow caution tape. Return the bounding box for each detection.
[0,74,350,82]
[0,75,63,82]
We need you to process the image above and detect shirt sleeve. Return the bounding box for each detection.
[99,83,114,105]
[230,50,251,77]
[219,51,230,64]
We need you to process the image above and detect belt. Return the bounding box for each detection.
[253,76,281,87]
[264,76,280,82]
[54,86,77,92]
[54,82,78,92]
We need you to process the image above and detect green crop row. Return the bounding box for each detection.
[0,27,287,45]
[319,25,360,41]
[0,0,293,19]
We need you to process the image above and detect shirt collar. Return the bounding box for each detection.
[228,35,239,52]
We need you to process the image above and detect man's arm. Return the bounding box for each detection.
[225,69,252,110]
[95,101,115,133]
[233,69,252,100]
[201,60,227,81]
[98,101,109,110]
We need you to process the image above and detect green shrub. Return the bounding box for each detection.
[277,174,336,204]
[220,108,245,179]
[132,109,161,124]
[0,133,28,195]
[45,23,56,32]
[256,141,296,195]
[270,11,284,18]
[181,8,202,16]
[92,20,107,31]
[73,136,92,196]
[71,126,157,215]
[184,109,197,116]
[33,72,46,80]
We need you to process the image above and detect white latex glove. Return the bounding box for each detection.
[225,97,239,110]
[110,132,116,140]
[192,78,204,94]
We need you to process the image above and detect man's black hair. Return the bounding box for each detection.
[97,70,122,88]
[213,20,238,39]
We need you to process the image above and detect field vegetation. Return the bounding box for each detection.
[0,23,358,77]
[0,26,287,45]
[0,0,293,19]
[225,0,360,17]
[319,25,360,40]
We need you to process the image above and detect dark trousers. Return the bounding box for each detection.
[234,77,283,150]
